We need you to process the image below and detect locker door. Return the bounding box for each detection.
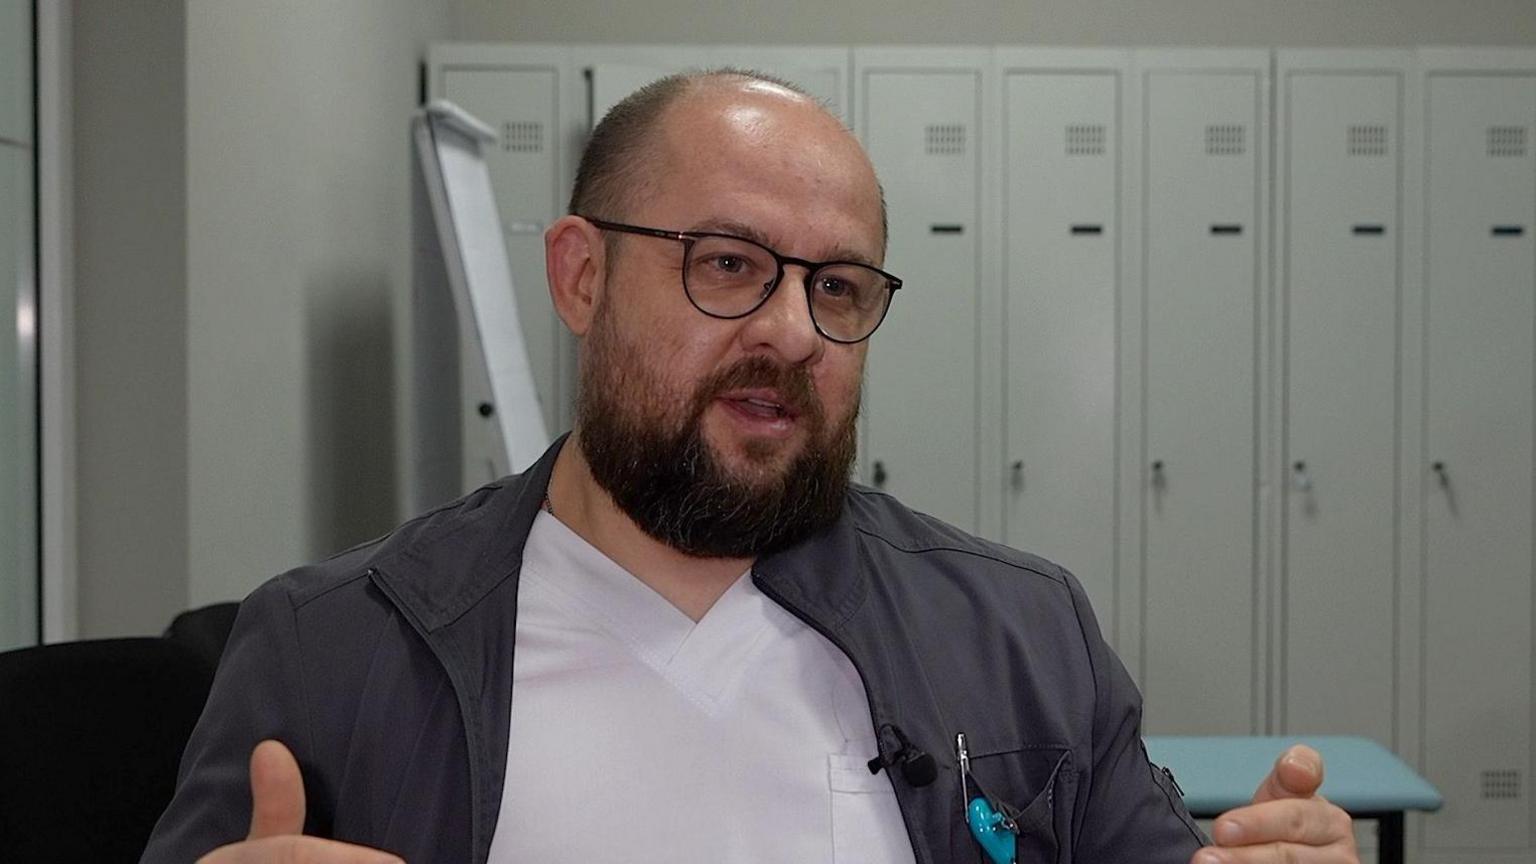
[1142,70,1263,734]
[1003,71,1120,621]
[860,70,980,531]
[590,63,678,120]
[1422,73,1536,851]
[440,68,564,435]
[1280,71,1401,744]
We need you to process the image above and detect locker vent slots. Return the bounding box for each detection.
[1205,124,1247,156]
[924,124,967,156]
[501,121,543,153]
[1066,124,1107,156]
[1347,124,1389,157]
[1487,125,1528,158]
[1482,769,1521,800]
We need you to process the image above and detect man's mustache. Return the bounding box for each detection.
[694,356,820,422]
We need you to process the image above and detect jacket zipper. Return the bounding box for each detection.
[752,572,935,864]
[366,566,497,864]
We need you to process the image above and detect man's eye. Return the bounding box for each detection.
[818,277,853,299]
[710,255,746,274]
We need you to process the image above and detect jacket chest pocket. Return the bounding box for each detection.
[951,746,1076,864]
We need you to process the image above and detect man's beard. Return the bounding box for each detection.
[576,307,858,559]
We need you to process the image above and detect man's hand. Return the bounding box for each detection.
[1190,745,1358,864]
[196,740,405,864]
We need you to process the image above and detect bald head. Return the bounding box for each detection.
[569,69,887,252]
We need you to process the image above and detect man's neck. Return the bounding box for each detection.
[544,435,754,622]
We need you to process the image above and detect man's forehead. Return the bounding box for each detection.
[648,82,885,253]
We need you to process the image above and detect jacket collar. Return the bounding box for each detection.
[375,433,872,633]
[373,434,562,632]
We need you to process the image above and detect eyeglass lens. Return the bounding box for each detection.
[684,235,892,342]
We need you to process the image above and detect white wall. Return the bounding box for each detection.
[451,0,1536,46]
[71,0,452,632]
[72,0,188,638]
[184,0,451,607]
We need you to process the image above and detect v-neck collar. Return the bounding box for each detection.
[521,511,776,715]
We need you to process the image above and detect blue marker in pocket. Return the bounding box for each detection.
[956,732,1018,864]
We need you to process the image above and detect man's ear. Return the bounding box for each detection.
[546,215,607,337]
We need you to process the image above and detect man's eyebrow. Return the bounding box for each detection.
[690,218,880,268]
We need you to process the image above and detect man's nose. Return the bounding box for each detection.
[740,267,824,365]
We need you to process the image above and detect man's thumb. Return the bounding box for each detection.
[246,739,307,839]
[1252,744,1324,803]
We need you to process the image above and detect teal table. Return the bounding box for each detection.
[1144,736,1442,864]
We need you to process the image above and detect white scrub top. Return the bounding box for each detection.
[487,511,917,864]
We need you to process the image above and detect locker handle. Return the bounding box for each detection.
[873,460,888,489]
[1070,224,1104,236]
[1292,460,1312,493]
[1352,224,1386,236]
[1210,224,1244,236]
[930,224,965,235]
[1492,225,1526,237]
[1010,460,1024,491]
[1432,461,1449,487]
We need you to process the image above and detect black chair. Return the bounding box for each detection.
[165,601,242,674]
[0,637,213,863]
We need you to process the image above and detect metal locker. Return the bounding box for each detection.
[1139,65,1265,734]
[439,67,565,436]
[1421,71,1536,852]
[1278,65,1403,746]
[590,63,679,120]
[1002,68,1121,627]
[858,66,982,532]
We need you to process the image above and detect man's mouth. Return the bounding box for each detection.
[719,389,800,422]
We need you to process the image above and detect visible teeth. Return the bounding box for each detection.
[741,397,784,416]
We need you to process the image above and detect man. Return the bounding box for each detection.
[144,70,1358,864]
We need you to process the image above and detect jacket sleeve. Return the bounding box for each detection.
[140,578,320,862]
[1067,576,1209,862]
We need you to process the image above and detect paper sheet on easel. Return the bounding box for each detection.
[421,100,549,472]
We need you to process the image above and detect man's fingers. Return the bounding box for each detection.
[1251,744,1324,804]
[1210,797,1354,848]
[1191,840,1358,864]
[247,739,307,839]
[198,835,405,864]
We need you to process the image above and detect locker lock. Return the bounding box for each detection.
[477,402,495,418]
[873,460,888,489]
[1292,460,1312,493]
[1432,461,1449,487]
[1010,460,1024,491]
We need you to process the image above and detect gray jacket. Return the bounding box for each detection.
[143,438,1205,863]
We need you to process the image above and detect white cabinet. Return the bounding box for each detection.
[1135,52,1269,734]
[998,49,1126,631]
[856,50,986,533]
[1275,52,1407,748]
[1419,59,1536,854]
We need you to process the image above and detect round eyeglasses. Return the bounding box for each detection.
[583,217,902,344]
